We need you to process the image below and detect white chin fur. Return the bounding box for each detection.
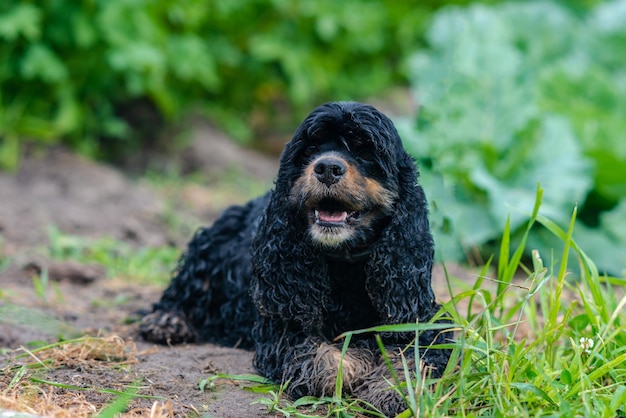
[310,225,354,247]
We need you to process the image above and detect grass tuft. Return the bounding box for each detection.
[0,336,170,417]
[426,186,626,417]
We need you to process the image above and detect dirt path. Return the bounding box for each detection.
[0,129,280,417]
[1,268,264,417]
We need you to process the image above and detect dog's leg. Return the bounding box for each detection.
[352,355,418,417]
[351,327,452,416]
[254,317,451,417]
[139,309,197,345]
[301,342,378,396]
[139,226,215,344]
[140,198,266,346]
[252,318,379,400]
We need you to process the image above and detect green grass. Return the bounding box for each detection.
[242,186,626,417]
[45,226,180,286]
[427,187,626,417]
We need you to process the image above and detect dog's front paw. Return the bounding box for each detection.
[353,377,407,417]
[139,310,197,345]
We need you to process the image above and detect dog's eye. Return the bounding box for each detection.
[303,145,319,157]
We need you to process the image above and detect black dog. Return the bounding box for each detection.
[140,102,451,415]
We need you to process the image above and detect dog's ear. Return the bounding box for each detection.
[250,193,330,331]
[366,148,437,323]
[249,107,333,331]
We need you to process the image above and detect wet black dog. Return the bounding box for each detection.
[140,102,451,415]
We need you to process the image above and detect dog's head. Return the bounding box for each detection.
[276,102,410,251]
[253,102,436,328]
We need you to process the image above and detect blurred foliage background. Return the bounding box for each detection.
[0,0,488,163]
[400,1,626,274]
[1,0,624,275]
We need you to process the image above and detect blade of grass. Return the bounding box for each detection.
[8,364,28,389]
[335,333,352,403]
[401,349,417,416]
[494,185,544,318]
[374,334,405,403]
[29,377,163,399]
[497,216,511,294]
[546,206,577,341]
[467,257,493,321]
[95,383,139,418]
[535,213,610,323]
[336,322,455,340]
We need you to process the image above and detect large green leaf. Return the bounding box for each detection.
[402,1,626,273]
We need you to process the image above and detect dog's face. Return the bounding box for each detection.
[284,102,403,249]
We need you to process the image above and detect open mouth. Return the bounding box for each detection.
[311,199,361,226]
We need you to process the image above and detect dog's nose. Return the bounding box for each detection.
[314,157,346,186]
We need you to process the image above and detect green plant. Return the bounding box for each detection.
[0,236,10,273]
[31,268,55,303]
[400,1,626,274]
[0,304,76,340]
[95,381,140,418]
[46,226,179,285]
[0,0,494,168]
[340,188,625,416]
[440,187,626,416]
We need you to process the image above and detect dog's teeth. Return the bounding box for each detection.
[314,210,319,219]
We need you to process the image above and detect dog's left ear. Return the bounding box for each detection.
[366,148,437,323]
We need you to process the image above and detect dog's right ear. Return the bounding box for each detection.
[364,135,437,324]
[250,192,331,331]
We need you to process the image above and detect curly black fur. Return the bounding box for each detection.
[140,102,452,416]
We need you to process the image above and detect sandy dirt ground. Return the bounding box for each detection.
[0,126,281,417]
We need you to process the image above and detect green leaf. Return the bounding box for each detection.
[561,369,572,385]
[168,35,219,89]
[0,4,42,41]
[570,222,626,276]
[338,321,457,339]
[525,366,537,380]
[510,382,558,407]
[20,43,68,82]
[568,314,590,332]
[600,200,626,243]
[293,396,322,407]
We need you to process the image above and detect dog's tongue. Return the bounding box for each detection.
[318,210,348,223]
